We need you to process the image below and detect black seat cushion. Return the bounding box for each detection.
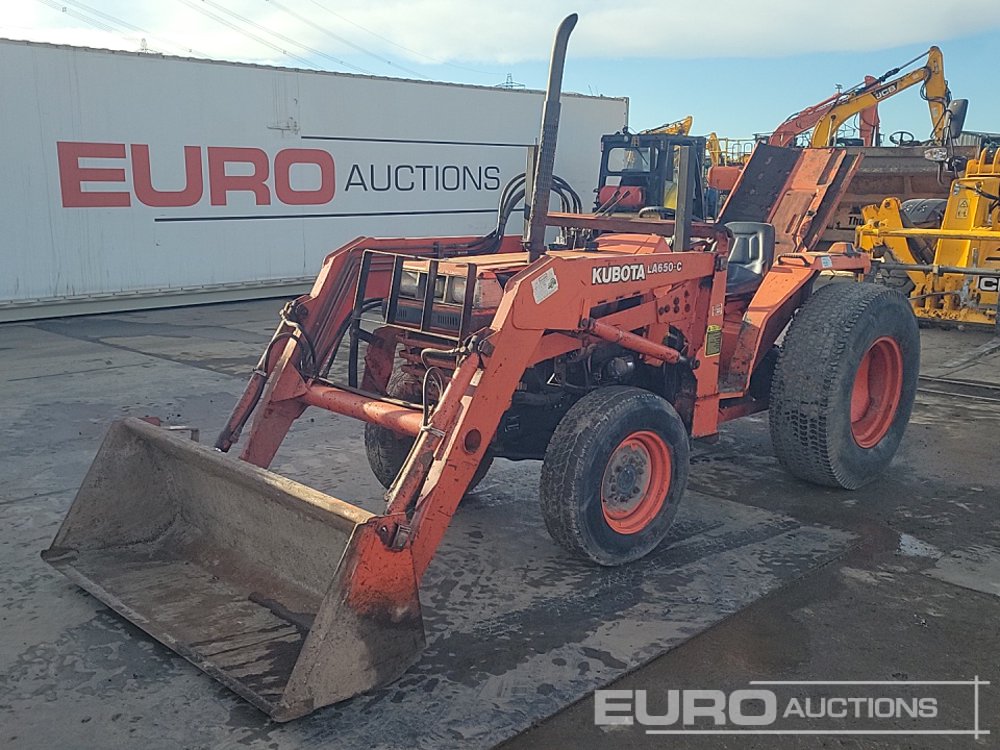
[725,263,767,297]
[724,222,776,296]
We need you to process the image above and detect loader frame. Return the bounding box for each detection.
[216,219,870,581]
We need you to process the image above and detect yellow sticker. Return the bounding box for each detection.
[705,325,722,357]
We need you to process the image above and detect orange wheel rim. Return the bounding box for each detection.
[600,430,672,535]
[850,336,904,448]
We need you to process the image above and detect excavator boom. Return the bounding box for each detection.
[642,115,693,136]
[810,47,950,147]
[770,47,953,149]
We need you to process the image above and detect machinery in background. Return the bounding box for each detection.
[707,132,754,167]
[857,147,1000,328]
[596,121,750,219]
[594,130,708,218]
[769,47,961,149]
[641,115,693,136]
[710,46,971,243]
[705,133,756,209]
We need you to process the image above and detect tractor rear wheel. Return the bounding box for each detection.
[364,371,492,491]
[769,282,919,489]
[540,386,689,565]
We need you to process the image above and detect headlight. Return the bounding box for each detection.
[399,270,422,298]
[923,147,949,163]
[446,276,468,304]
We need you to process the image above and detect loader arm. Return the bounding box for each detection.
[233,233,726,577]
[215,235,514,466]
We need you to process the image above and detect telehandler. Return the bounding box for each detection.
[43,15,920,721]
[857,146,1000,328]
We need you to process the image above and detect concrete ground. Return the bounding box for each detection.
[510,326,1000,749]
[2,301,998,748]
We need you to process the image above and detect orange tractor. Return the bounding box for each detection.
[43,15,920,721]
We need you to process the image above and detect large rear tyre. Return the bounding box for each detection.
[540,386,689,566]
[769,282,919,489]
[364,371,492,491]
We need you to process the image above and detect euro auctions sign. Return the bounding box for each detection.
[595,679,990,738]
[56,141,503,209]
[57,142,336,208]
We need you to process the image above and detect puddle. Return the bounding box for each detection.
[897,533,943,559]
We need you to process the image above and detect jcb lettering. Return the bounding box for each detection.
[873,84,898,101]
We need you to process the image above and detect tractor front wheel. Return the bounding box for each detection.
[769,282,919,489]
[540,387,689,565]
[365,371,492,492]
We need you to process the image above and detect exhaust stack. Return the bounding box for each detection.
[525,13,578,262]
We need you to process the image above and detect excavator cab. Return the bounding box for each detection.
[596,132,707,217]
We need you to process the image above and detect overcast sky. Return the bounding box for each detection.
[4,0,998,137]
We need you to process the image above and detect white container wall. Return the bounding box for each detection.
[0,40,627,320]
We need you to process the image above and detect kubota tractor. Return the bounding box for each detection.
[43,14,920,721]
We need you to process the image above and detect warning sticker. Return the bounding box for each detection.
[532,267,559,304]
[705,325,722,357]
[820,255,834,269]
[957,199,970,219]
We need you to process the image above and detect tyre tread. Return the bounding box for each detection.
[769,282,915,488]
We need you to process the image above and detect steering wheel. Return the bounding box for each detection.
[637,206,675,220]
[889,130,917,146]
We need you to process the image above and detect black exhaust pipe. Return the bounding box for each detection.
[524,13,578,262]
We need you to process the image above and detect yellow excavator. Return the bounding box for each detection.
[642,115,693,136]
[856,145,999,328]
[740,45,974,251]
[706,133,754,168]
[769,47,959,149]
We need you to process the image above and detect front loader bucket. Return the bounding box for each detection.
[42,418,424,721]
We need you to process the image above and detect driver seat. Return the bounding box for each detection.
[724,222,776,297]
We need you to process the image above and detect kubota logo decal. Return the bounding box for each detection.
[593,263,646,284]
[592,261,683,285]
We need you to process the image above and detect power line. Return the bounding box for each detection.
[32,0,489,80]
[58,0,211,57]
[263,0,429,80]
[300,0,497,77]
[174,0,322,69]
[193,0,375,74]
[33,0,119,34]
